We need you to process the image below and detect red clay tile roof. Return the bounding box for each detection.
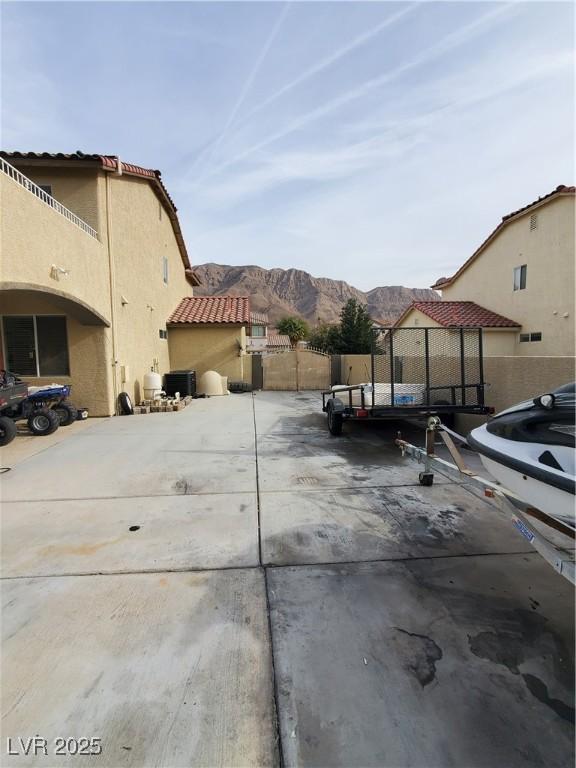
[168,296,251,325]
[267,333,291,348]
[0,151,200,287]
[395,301,520,328]
[250,311,269,325]
[432,184,575,289]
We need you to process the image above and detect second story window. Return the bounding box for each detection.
[251,326,266,337]
[163,256,168,284]
[513,264,527,291]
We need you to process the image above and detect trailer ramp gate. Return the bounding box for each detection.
[371,326,485,410]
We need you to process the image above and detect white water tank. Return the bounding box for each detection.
[143,371,163,400]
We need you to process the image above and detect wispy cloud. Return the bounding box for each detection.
[190,2,291,176]
[193,3,517,184]
[229,4,417,132]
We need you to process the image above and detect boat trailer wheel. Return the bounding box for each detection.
[419,471,434,486]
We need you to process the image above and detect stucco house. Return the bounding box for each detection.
[167,295,252,385]
[395,184,575,417]
[1,151,201,415]
[245,312,290,353]
[431,184,575,357]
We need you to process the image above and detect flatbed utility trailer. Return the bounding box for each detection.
[396,417,575,584]
[322,326,492,435]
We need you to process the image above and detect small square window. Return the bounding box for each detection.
[519,334,530,342]
[513,264,527,291]
[530,332,542,342]
[159,329,167,339]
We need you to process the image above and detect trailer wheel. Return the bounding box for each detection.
[28,408,60,436]
[0,416,17,446]
[327,406,343,436]
[54,401,78,426]
[419,472,434,486]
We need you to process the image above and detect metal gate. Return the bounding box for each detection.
[262,349,331,391]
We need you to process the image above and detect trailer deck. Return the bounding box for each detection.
[322,326,492,433]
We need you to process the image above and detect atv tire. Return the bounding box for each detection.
[0,416,17,446]
[54,401,78,426]
[28,408,60,436]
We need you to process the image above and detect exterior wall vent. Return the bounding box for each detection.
[530,213,538,231]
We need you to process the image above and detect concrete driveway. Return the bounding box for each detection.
[1,391,574,767]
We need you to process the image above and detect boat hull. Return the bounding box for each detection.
[469,423,575,527]
[478,454,575,527]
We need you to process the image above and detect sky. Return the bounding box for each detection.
[1,1,574,290]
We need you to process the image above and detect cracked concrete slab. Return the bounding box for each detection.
[268,554,574,768]
[2,493,258,577]
[2,569,277,768]
[1,430,256,502]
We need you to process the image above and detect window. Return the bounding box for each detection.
[159,329,167,340]
[530,213,538,231]
[513,264,527,291]
[519,332,542,343]
[2,316,69,376]
[163,256,168,284]
[251,325,266,337]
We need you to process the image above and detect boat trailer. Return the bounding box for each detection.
[396,417,575,584]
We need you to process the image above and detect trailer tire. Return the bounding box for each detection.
[0,416,17,446]
[28,409,60,436]
[54,401,78,426]
[327,406,343,436]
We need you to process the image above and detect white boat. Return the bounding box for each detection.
[468,383,575,527]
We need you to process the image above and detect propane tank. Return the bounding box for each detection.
[143,371,163,400]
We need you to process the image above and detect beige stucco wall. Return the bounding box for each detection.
[457,355,575,433]
[0,173,110,323]
[167,325,250,384]
[2,165,197,410]
[107,175,194,404]
[340,354,372,385]
[0,293,113,416]
[441,195,575,356]
[14,166,103,233]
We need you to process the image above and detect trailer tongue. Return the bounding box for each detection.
[322,326,492,435]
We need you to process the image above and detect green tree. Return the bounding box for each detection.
[308,322,340,353]
[336,299,373,354]
[277,316,310,346]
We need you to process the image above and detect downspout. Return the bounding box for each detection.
[104,161,121,412]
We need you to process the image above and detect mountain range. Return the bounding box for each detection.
[193,263,439,326]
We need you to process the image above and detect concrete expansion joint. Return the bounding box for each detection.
[252,393,285,768]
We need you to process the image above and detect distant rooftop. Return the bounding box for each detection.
[396,301,520,328]
[168,296,251,325]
